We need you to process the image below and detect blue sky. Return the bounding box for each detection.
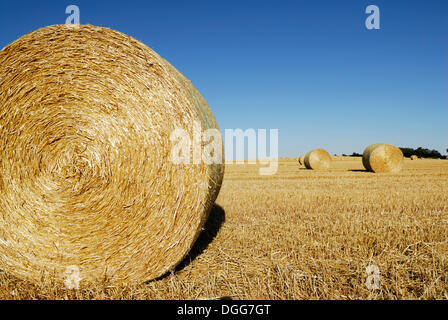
[0,0,447,157]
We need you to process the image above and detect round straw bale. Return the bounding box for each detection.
[362,143,381,172]
[298,155,305,166]
[0,25,224,286]
[304,149,332,170]
[362,144,403,173]
[410,155,418,160]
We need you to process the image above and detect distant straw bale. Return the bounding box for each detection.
[304,149,332,170]
[362,144,403,173]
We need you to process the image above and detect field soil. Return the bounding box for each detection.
[1,158,447,299]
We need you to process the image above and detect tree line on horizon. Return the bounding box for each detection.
[341,147,447,159]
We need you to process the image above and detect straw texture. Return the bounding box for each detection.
[0,25,224,286]
[362,143,381,172]
[362,144,403,173]
[304,149,332,170]
[298,155,305,166]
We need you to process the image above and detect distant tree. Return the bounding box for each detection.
[400,148,414,157]
[400,147,442,159]
[351,152,362,157]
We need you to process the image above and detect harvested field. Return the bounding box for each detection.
[0,158,447,299]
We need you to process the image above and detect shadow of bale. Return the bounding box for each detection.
[175,204,226,271]
[151,204,226,282]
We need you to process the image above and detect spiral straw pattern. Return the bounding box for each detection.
[0,25,224,285]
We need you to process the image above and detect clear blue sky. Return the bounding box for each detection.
[1,0,447,157]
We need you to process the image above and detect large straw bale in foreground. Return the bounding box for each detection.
[0,25,224,286]
[362,144,403,173]
[304,149,332,170]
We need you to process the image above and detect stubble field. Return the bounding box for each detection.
[0,157,447,299]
